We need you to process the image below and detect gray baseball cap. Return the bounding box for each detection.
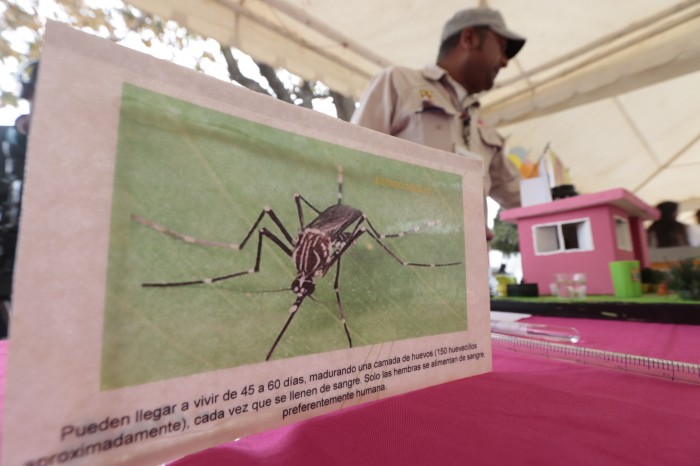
[441,7,526,59]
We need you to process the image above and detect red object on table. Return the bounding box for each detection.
[2,317,699,465]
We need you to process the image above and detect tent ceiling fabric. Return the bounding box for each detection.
[126,0,700,217]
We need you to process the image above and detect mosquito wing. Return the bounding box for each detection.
[306,204,363,239]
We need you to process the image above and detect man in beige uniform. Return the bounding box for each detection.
[351,7,525,210]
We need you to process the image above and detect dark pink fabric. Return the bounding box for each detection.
[2,317,700,465]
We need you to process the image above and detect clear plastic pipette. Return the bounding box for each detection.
[490,320,580,343]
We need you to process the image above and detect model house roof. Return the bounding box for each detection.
[500,188,660,222]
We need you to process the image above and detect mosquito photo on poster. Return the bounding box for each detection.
[100,84,467,390]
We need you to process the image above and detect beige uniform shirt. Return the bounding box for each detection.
[351,65,521,208]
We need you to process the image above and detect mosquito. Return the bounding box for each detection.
[132,166,462,361]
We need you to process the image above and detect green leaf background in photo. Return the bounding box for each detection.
[100,84,467,389]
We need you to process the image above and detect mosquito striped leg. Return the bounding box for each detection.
[325,220,368,270]
[131,214,241,250]
[238,208,295,249]
[363,218,462,267]
[336,165,344,205]
[132,208,296,252]
[366,218,443,240]
[294,165,344,228]
[142,228,293,287]
[294,194,322,230]
[266,295,306,361]
[143,270,253,288]
[333,256,352,349]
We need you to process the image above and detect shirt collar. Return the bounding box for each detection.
[421,64,479,108]
[444,73,468,104]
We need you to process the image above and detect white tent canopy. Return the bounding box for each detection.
[127,0,700,220]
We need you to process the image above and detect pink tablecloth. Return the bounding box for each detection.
[2,316,700,465]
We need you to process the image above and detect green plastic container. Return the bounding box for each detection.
[609,260,642,298]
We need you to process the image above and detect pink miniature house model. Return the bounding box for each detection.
[500,188,659,295]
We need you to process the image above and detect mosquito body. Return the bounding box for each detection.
[133,166,460,361]
[290,205,360,295]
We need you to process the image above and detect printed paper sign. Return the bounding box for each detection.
[2,22,491,465]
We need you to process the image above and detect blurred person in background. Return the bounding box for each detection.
[647,201,690,248]
[0,58,38,299]
[687,208,700,247]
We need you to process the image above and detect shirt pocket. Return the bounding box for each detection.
[399,96,459,152]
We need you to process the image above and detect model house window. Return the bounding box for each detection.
[533,219,593,255]
[614,216,632,251]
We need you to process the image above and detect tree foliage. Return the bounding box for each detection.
[666,258,700,300]
[491,209,519,257]
[0,0,355,119]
